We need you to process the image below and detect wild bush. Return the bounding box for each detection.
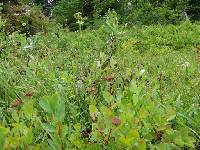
[1,3,57,35]
[0,14,199,149]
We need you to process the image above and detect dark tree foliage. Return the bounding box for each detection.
[53,0,123,30]
[34,0,57,5]
[186,0,200,21]
[1,0,200,31]
[0,0,18,4]
[33,0,57,16]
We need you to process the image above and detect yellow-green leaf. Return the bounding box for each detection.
[127,129,140,140]
[89,105,97,114]
[136,139,146,150]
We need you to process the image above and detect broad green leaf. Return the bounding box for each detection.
[129,80,138,93]
[166,107,176,122]
[74,123,81,132]
[48,136,61,150]
[129,80,140,106]
[101,106,113,117]
[127,129,140,140]
[100,52,107,62]
[49,94,60,114]
[89,105,97,114]
[0,125,9,138]
[132,93,139,106]
[136,139,146,150]
[11,110,19,122]
[61,124,68,137]
[181,129,195,148]
[22,101,35,120]
[21,128,33,145]
[39,93,61,115]
[157,143,177,150]
[119,129,140,147]
[138,108,148,119]
[41,123,56,133]
[110,57,117,68]
[103,91,113,103]
[69,133,82,147]
[119,135,132,147]
[39,97,52,114]
[55,101,65,122]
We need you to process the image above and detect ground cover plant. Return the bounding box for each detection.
[0,9,200,150]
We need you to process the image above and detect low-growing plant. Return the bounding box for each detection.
[0,16,199,149]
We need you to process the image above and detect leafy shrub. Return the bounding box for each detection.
[0,16,199,149]
[52,0,191,30]
[1,3,54,35]
[124,0,188,25]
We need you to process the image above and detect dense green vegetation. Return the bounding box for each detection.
[0,1,200,150]
[1,0,200,31]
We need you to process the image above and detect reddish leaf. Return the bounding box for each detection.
[102,76,114,82]
[25,92,33,97]
[112,116,121,126]
[12,99,23,108]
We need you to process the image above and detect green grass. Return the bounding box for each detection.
[0,21,200,149]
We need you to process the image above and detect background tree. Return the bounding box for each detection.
[186,0,200,21]
[1,0,200,31]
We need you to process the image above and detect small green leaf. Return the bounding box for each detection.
[136,139,146,150]
[166,107,176,121]
[11,110,19,122]
[74,123,81,132]
[119,135,131,146]
[127,129,140,140]
[49,94,60,113]
[89,105,97,114]
[0,125,9,137]
[39,93,62,116]
[22,101,35,120]
[39,97,52,113]
[41,123,56,133]
[21,128,33,145]
[103,91,113,103]
[129,80,138,93]
[110,57,117,68]
[55,101,65,122]
[138,108,148,119]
